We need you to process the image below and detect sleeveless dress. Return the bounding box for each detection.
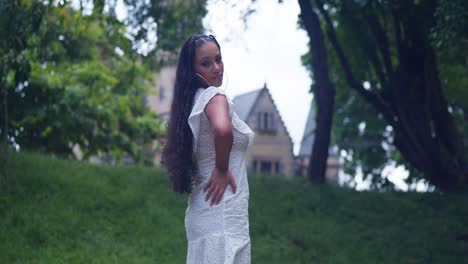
[186,86,255,264]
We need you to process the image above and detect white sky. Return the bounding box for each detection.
[203,0,313,155]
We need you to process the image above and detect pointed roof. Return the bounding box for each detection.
[233,84,295,157]
[232,87,264,121]
[298,101,316,157]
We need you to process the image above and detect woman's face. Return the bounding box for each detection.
[193,41,224,87]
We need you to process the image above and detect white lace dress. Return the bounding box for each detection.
[186,86,255,264]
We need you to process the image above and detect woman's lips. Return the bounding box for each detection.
[213,75,223,82]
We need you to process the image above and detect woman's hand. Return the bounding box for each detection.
[203,167,237,206]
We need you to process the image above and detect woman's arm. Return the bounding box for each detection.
[205,94,232,171]
[203,94,237,206]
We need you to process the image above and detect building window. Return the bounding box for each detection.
[274,161,281,174]
[257,112,276,133]
[251,160,258,173]
[251,159,282,175]
[260,161,272,174]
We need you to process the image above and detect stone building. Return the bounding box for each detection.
[232,85,295,177]
[146,65,177,122]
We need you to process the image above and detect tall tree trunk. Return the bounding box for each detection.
[388,3,468,190]
[2,82,9,193]
[298,0,335,183]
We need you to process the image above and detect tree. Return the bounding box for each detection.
[1,0,210,168]
[298,0,335,183]
[0,0,45,192]
[299,0,467,191]
[0,1,164,164]
[123,0,208,63]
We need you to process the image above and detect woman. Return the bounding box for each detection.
[161,34,255,263]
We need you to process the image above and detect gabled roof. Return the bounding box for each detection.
[232,89,263,121]
[298,101,316,157]
[233,84,295,157]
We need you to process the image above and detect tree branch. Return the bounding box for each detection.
[392,9,403,61]
[365,12,393,75]
[315,0,396,126]
[367,45,387,86]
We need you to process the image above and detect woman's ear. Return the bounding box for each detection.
[195,73,211,87]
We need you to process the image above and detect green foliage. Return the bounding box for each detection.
[301,0,467,189]
[1,1,167,163]
[123,0,208,63]
[1,151,468,263]
[329,1,403,186]
[432,0,468,139]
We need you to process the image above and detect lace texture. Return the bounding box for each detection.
[186,86,255,264]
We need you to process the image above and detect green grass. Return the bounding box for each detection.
[1,151,467,263]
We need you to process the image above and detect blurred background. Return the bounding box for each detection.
[1,0,467,263]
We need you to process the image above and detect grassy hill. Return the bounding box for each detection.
[1,151,467,263]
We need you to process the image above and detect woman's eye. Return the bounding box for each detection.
[201,62,209,67]
[216,57,222,63]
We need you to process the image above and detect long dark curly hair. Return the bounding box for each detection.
[161,35,221,193]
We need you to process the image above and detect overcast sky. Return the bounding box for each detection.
[203,0,313,155]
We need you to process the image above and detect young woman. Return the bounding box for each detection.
[162,34,255,263]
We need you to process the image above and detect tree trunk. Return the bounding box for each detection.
[2,82,9,193]
[298,0,335,183]
[388,4,468,191]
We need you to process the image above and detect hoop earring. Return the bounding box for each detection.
[195,73,211,87]
[222,70,229,91]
